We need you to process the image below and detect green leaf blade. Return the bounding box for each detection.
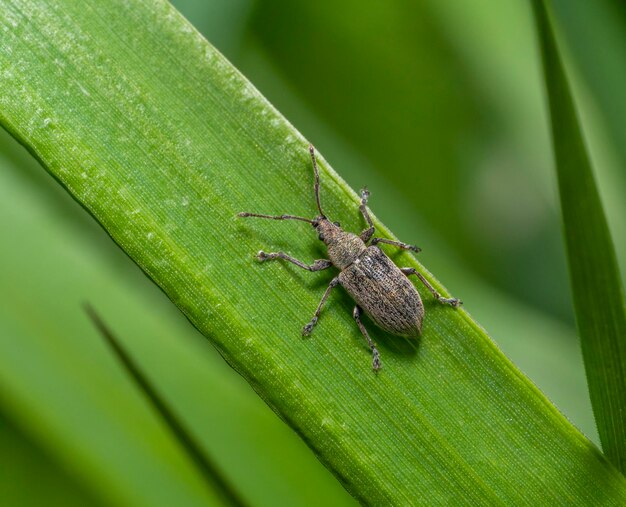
[1,0,626,503]
[532,0,626,473]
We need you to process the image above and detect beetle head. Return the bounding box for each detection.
[313,216,365,269]
[312,217,342,245]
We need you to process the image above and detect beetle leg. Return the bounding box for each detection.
[358,188,375,242]
[371,237,421,253]
[302,277,340,336]
[353,306,381,371]
[401,268,462,307]
[257,251,332,272]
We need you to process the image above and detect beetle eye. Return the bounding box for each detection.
[318,233,325,241]
[333,221,340,227]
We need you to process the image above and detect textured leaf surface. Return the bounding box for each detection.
[1,0,626,503]
[533,0,626,473]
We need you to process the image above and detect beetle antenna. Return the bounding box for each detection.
[309,144,326,218]
[237,212,313,224]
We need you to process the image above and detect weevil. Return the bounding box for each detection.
[238,145,461,371]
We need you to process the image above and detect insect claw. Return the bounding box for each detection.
[446,298,462,308]
[302,319,316,337]
[372,350,382,372]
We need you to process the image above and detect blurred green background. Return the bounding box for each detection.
[1,0,624,505]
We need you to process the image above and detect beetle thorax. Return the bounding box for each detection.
[314,218,366,270]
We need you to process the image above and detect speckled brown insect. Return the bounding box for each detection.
[238,145,461,371]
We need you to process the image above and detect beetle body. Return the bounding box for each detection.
[239,145,460,371]
[316,219,424,336]
[339,246,424,337]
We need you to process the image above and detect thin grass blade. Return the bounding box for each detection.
[84,304,246,507]
[532,0,626,473]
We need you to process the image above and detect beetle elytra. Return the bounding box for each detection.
[238,145,461,371]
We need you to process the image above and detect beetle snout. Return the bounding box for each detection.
[312,215,326,227]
